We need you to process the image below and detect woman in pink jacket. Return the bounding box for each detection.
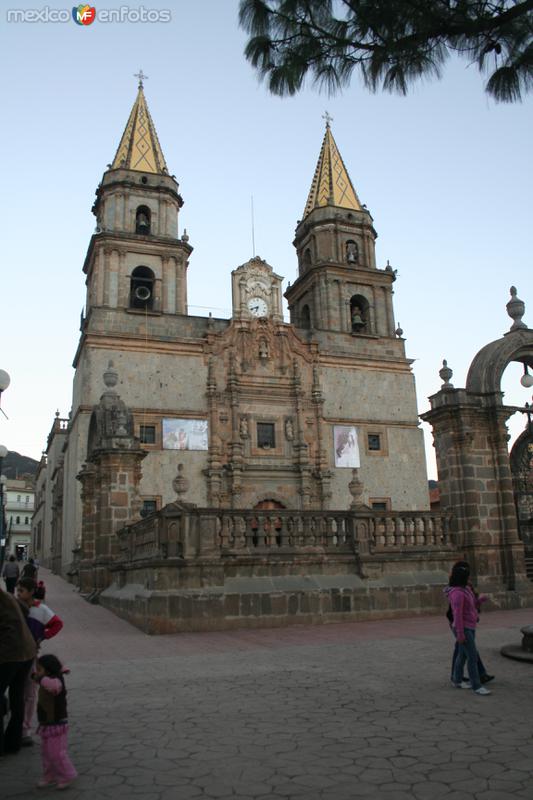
[448,562,491,695]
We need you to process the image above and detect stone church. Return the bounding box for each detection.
[34,81,430,578]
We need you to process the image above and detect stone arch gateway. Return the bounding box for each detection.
[421,289,533,605]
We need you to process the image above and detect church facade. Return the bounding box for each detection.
[35,82,430,581]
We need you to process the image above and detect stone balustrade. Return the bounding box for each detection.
[117,506,452,563]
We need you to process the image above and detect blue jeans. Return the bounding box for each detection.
[452,628,481,690]
[451,639,486,681]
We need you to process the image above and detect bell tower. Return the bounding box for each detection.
[83,75,192,318]
[285,120,396,338]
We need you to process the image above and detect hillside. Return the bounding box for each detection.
[1,450,39,479]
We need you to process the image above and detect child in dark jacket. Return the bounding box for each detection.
[33,654,77,789]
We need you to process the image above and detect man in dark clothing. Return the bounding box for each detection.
[0,588,36,755]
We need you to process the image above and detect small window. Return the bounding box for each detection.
[25,517,29,525]
[141,500,157,517]
[257,422,275,449]
[25,495,30,503]
[140,425,156,444]
[16,516,20,524]
[371,502,388,511]
[368,434,381,451]
[17,495,21,502]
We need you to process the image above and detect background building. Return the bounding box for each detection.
[5,477,35,559]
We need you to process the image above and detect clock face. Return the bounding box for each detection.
[247,297,268,317]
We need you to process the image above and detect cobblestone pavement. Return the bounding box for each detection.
[2,569,533,800]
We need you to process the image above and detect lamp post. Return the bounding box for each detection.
[0,370,10,419]
[0,444,8,571]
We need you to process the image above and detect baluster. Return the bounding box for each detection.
[375,515,385,547]
[385,517,395,547]
[278,516,287,547]
[244,515,255,548]
[255,514,266,548]
[406,517,415,546]
[415,517,425,546]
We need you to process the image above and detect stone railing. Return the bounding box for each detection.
[117,506,452,563]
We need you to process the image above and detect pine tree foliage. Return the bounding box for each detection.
[239,0,533,102]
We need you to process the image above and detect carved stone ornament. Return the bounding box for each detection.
[507,285,527,331]
[439,359,454,389]
[285,418,295,441]
[172,463,189,499]
[239,416,249,439]
[348,468,365,510]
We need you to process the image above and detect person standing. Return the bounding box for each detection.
[16,578,64,746]
[33,654,77,790]
[2,555,20,594]
[0,587,36,754]
[448,563,491,695]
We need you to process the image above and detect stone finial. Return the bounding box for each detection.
[181,228,189,243]
[439,359,454,389]
[395,322,404,338]
[507,286,527,331]
[172,463,189,499]
[348,468,365,510]
[103,360,118,393]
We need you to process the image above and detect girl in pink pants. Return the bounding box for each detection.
[33,654,77,790]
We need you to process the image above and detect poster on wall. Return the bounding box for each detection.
[333,425,360,468]
[162,419,208,451]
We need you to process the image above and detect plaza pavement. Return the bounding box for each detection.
[2,568,533,800]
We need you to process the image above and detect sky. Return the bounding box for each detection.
[0,1,532,479]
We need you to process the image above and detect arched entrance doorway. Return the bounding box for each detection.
[510,426,533,579]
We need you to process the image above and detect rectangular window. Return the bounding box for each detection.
[257,422,275,449]
[140,425,156,444]
[367,434,381,451]
[370,498,391,511]
[141,500,157,517]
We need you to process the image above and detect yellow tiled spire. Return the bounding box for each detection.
[111,83,168,174]
[303,122,361,218]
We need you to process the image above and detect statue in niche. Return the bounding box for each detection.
[346,240,359,264]
[239,416,249,439]
[285,418,295,441]
[259,338,269,360]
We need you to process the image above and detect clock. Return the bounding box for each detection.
[247,297,268,317]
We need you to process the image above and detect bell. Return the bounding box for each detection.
[351,312,364,330]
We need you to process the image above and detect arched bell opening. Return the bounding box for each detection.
[349,294,369,334]
[130,266,155,310]
[345,239,359,264]
[300,304,311,330]
[135,205,151,235]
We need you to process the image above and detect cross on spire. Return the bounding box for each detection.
[322,110,333,128]
[134,69,148,88]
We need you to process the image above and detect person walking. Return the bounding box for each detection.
[20,558,38,581]
[33,654,77,790]
[445,561,494,686]
[2,555,20,594]
[0,587,36,754]
[447,562,491,695]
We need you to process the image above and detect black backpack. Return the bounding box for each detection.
[446,604,453,623]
